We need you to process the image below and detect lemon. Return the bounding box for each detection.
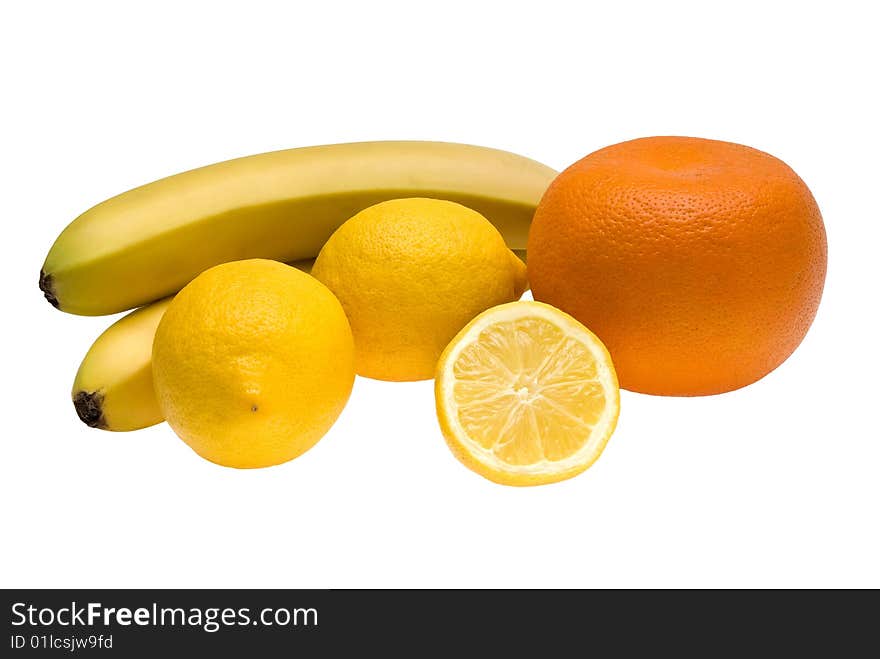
[435,301,620,486]
[152,259,355,469]
[311,198,528,381]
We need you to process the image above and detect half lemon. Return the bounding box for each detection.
[435,301,620,486]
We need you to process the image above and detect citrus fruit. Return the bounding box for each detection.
[312,198,528,381]
[152,259,355,468]
[435,301,620,486]
[527,136,827,396]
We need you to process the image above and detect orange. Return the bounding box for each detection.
[527,136,827,396]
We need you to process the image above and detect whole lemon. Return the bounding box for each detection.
[312,198,528,381]
[152,259,355,468]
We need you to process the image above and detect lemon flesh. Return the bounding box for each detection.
[435,301,619,486]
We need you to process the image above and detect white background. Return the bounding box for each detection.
[2,1,878,588]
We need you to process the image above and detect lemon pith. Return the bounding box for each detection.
[436,301,620,486]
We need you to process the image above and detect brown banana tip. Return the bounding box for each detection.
[39,270,59,308]
[73,391,107,429]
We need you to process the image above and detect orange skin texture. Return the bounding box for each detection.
[527,136,827,396]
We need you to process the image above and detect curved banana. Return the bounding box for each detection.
[72,298,172,431]
[41,141,555,315]
[71,259,318,431]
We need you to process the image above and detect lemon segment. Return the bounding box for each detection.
[435,301,620,486]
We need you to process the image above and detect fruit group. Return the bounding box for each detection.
[73,298,172,431]
[152,259,354,468]
[435,301,619,486]
[312,198,528,381]
[41,141,555,315]
[527,136,827,396]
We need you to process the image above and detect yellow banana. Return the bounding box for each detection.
[71,259,317,431]
[72,298,172,431]
[41,141,555,316]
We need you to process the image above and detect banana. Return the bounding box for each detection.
[72,298,172,431]
[71,259,318,431]
[41,141,555,316]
